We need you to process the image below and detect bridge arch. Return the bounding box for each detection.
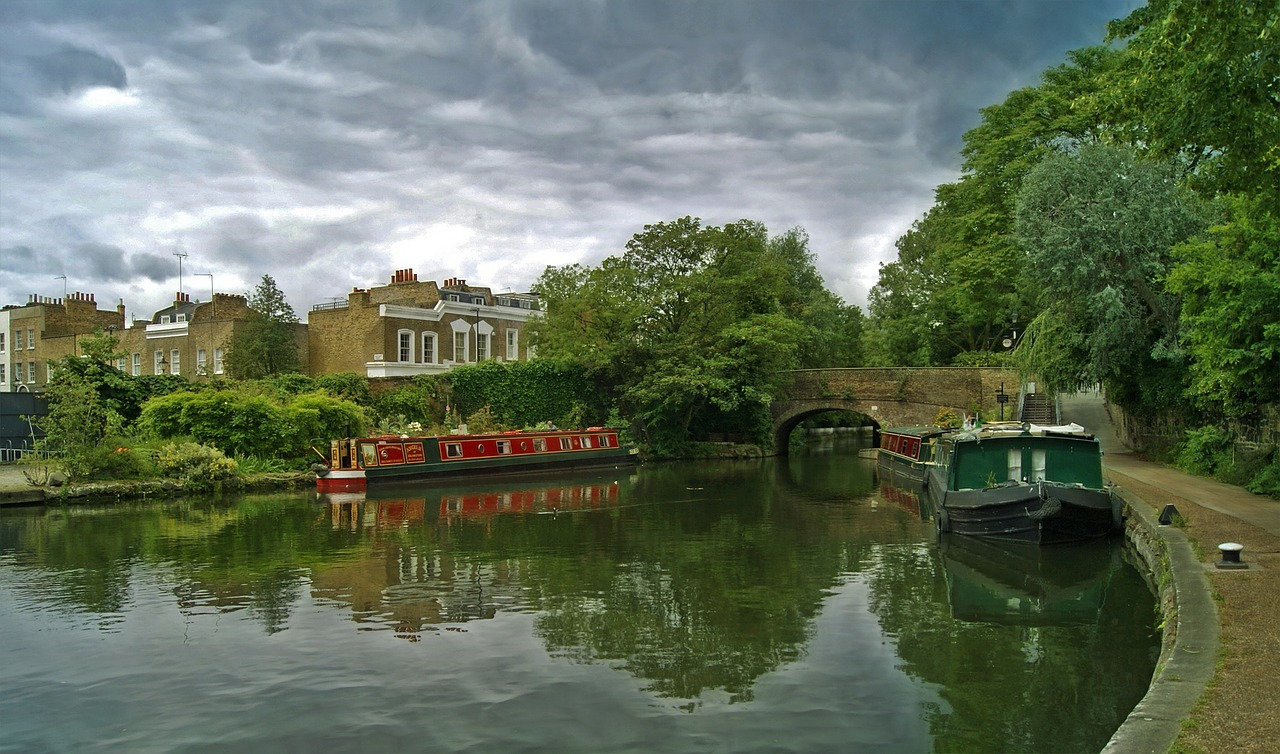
[770,367,1015,455]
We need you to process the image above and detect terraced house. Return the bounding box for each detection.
[1,292,126,392]
[307,269,540,378]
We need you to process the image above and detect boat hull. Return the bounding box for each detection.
[928,474,1120,545]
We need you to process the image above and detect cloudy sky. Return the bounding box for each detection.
[1,0,1139,325]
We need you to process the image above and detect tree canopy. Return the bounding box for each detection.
[225,275,301,379]
[531,217,857,453]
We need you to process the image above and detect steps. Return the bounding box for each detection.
[1020,392,1057,424]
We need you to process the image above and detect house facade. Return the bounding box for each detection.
[2,292,126,392]
[307,269,540,378]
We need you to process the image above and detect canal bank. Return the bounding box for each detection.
[1063,391,1280,754]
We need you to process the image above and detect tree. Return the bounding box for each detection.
[225,275,301,379]
[1107,0,1280,202]
[532,218,844,452]
[865,47,1126,365]
[1013,143,1207,409]
[1167,195,1280,417]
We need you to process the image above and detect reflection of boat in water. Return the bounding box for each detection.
[879,482,927,519]
[940,535,1121,625]
[318,467,633,528]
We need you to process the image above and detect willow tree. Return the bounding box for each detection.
[1014,143,1207,412]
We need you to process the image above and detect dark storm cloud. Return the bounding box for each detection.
[0,0,1140,320]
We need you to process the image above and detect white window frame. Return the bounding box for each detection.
[0,332,5,352]
[398,330,414,363]
[170,348,181,376]
[132,353,141,376]
[197,349,207,375]
[15,330,23,350]
[0,363,5,383]
[213,348,224,374]
[421,332,437,364]
[476,332,489,361]
[154,350,164,374]
[453,331,468,363]
[13,362,21,383]
[26,327,34,349]
[115,357,126,372]
[28,362,36,383]
[506,329,518,360]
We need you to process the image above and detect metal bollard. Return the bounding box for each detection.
[1216,542,1247,570]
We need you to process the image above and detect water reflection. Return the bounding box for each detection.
[0,451,1158,752]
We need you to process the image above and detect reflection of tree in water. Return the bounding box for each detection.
[0,494,352,634]
[863,537,1159,752]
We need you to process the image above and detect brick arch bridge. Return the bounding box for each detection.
[770,367,1016,453]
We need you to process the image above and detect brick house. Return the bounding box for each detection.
[111,291,310,379]
[2,292,126,392]
[307,269,540,378]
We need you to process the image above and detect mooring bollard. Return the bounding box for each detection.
[1216,542,1247,570]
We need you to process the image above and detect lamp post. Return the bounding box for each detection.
[54,275,66,300]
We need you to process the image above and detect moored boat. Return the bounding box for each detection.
[925,422,1122,544]
[312,427,638,492]
[876,425,947,486]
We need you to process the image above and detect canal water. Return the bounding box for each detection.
[0,440,1158,753]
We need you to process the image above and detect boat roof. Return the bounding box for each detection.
[880,425,950,438]
[948,422,1097,441]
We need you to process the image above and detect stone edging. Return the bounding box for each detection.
[1102,487,1219,753]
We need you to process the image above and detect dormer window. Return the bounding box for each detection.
[160,315,171,324]
[176,313,187,322]
[448,294,460,302]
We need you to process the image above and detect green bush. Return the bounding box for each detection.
[83,438,157,480]
[155,441,238,490]
[315,372,374,405]
[1175,425,1231,476]
[1246,452,1280,498]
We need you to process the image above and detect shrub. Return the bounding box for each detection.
[155,441,238,490]
[1176,425,1231,476]
[83,438,158,480]
[315,372,374,405]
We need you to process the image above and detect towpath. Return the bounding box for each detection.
[1062,390,1280,754]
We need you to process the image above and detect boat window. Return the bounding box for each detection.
[497,440,512,455]
[559,437,572,450]
[598,434,611,447]
[581,436,593,449]
[1008,448,1023,481]
[360,443,379,467]
[1032,448,1046,482]
[534,438,547,452]
[445,443,463,458]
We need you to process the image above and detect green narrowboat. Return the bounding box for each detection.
[925,422,1122,544]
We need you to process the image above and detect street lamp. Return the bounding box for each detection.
[54,275,66,300]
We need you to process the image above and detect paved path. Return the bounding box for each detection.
[1061,391,1280,537]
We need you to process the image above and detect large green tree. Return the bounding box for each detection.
[1167,195,1280,418]
[1013,143,1207,410]
[1107,0,1280,201]
[225,275,301,379]
[532,218,837,452]
[864,47,1127,365]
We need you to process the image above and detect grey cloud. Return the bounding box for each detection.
[31,45,126,95]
